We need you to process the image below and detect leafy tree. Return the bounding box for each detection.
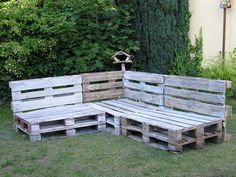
[120,0,190,74]
[0,0,139,100]
[170,29,203,77]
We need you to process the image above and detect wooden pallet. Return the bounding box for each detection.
[14,105,106,141]
[9,71,231,152]
[82,71,124,102]
[93,98,225,151]
[105,114,121,136]
[121,117,224,152]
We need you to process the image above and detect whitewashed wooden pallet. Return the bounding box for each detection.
[124,71,164,106]
[9,71,231,151]
[9,75,83,113]
[124,71,230,118]
[105,115,121,136]
[14,104,106,141]
[92,98,224,152]
[82,71,124,102]
[93,99,223,130]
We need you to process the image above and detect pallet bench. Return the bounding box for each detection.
[14,104,106,141]
[9,75,106,141]
[93,99,224,151]
[9,71,231,152]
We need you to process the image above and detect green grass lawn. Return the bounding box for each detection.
[1,103,236,177]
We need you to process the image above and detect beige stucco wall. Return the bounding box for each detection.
[189,0,236,61]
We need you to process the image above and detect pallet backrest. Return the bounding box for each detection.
[123,71,229,118]
[124,71,164,106]
[164,75,227,118]
[9,70,230,118]
[81,71,124,102]
[9,75,82,113]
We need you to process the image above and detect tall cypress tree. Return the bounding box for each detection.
[117,0,190,74]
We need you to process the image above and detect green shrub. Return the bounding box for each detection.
[169,29,203,77]
[201,50,236,98]
[124,0,190,74]
[0,0,139,100]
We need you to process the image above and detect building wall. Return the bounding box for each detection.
[189,0,236,61]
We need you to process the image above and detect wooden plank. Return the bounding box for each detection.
[30,121,99,134]
[226,81,232,89]
[164,75,226,93]
[120,98,163,110]
[81,71,123,83]
[92,103,125,116]
[124,80,163,94]
[120,99,222,122]
[226,105,232,118]
[95,102,131,115]
[125,125,142,132]
[124,71,164,83]
[106,117,115,126]
[99,101,191,130]
[164,96,225,118]
[124,89,163,106]
[85,81,123,91]
[16,104,92,119]
[83,89,123,102]
[102,100,205,127]
[27,110,104,124]
[113,100,213,123]
[12,85,82,101]
[165,87,225,104]
[124,114,183,131]
[12,94,83,113]
[9,75,82,91]
[119,99,223,121]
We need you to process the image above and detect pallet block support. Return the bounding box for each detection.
[29,134,42,142]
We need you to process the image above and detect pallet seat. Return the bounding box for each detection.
[93,99,224,152]
[14,104,106,141]
[9,75,106,141]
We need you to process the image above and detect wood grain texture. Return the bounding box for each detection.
[12,94,83,113]
[164,75,226,93]
[82,71,124,102]
[164,96,225,118]
[81,71,123,82]
[124,71,164,106]
[164,87,225,104]
[84,89,123,102]
[124,71,164,83]
[10,75,83,113]
[118,99,223,121]
[113,99,221,122]
[163,74,227,118]
[16,104,92,119]
[124,80,163,94]
[12,85,82,101]
[85,81,123,91]
[24,110,104,124]
[226,105,232,118]
[226,81,232,89]
[124,89,163,106]
[102,100,206,127]
[9,75,82,91]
